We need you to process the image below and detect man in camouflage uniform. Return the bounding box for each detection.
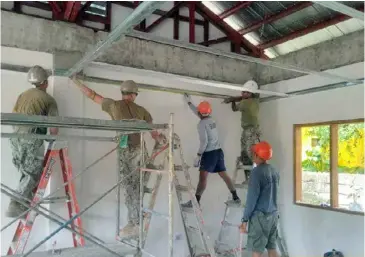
[6,66,59,218]
[72,78,166,238]
[223,80,261,168]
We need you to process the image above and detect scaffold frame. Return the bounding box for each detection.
[1,113,175,257]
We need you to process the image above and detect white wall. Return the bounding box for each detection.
[259,63,365,257]
[0,47,242,256]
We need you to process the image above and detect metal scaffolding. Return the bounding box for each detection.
[1,113,175,257]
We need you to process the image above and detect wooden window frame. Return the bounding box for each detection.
[293,118,365,216]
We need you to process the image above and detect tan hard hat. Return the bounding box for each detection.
[120,80,138,94]
[27,65,49,85]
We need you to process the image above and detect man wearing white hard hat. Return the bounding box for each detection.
[223,80,261,169]
[72,78,167,239]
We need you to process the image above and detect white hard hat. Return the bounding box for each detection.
[27,65,49,85]
[242,80,258,92]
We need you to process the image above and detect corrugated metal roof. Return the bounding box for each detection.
[204,1,364,58]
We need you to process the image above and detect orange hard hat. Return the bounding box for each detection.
[252,141,272,161]
[197,101,212,115]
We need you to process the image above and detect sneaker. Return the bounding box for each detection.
[119,223,139,239]
[226,198,241,206]
[181,200,193,209]
[5,200,28,219]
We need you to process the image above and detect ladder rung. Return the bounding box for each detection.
[174,164,190,171]
[141,168,168,174]
[237,165,253,170]
[143,208,169,219]
[221,221,240,228]
[41,196,70,203]
[195,254,211,257]
[225,201,244,208]
[174,165,183,171]
[144,187,153,194]
[234,183,248,189]
[175,185,189,192]
[187,225,200,233]
[181,206,194,214]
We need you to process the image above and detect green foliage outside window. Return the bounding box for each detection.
[301,123,364,174]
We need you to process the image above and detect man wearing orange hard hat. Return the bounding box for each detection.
[239,141,280,257]
[181,94,240,209]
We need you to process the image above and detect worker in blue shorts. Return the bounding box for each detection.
[240,141,280,257]
[181,94,240,208]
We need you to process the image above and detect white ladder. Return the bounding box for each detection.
[215,157,289,257]
[172,134,217,257]
[215,157,251,257]
[116,143,169,251]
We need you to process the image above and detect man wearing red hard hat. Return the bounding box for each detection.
[239,141,280,257]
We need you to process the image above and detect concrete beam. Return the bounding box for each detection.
[258,30,365,84]
[1,11,364,85]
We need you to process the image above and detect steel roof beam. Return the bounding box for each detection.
[145,1,184,32]
[195,2,267,58]
[198,1,313,46]
[64,1,165,77]
[111,1,205,25]
[238,1,313,34]
[258,6,364,49]
[218,1,252,20]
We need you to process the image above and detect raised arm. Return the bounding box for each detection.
[72,78,104,105]
[184,93,199,117]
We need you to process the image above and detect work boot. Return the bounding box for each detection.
[119,223,139,239]
[5,200,28,219]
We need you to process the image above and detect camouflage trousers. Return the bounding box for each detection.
[240,125,261,165]
[10,138,45,200]
[119,146,150,225]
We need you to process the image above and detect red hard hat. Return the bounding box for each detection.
[197,101,212,115]
[252,141,272,161]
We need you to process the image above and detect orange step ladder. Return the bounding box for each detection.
[7,141,85,255]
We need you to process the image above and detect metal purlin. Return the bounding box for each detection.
[1,113,175,257]
[2,63,363,102]
[63,1,165,77]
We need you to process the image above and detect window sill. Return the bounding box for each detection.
[295,202,364,216]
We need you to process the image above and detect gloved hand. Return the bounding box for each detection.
[222,97,234,104]
[154,133,167,149]
[184,93,192,104]
[193,155,201,168]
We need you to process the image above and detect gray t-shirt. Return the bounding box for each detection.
[188,103,221,154]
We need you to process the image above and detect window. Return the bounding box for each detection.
[294,119,364,215]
